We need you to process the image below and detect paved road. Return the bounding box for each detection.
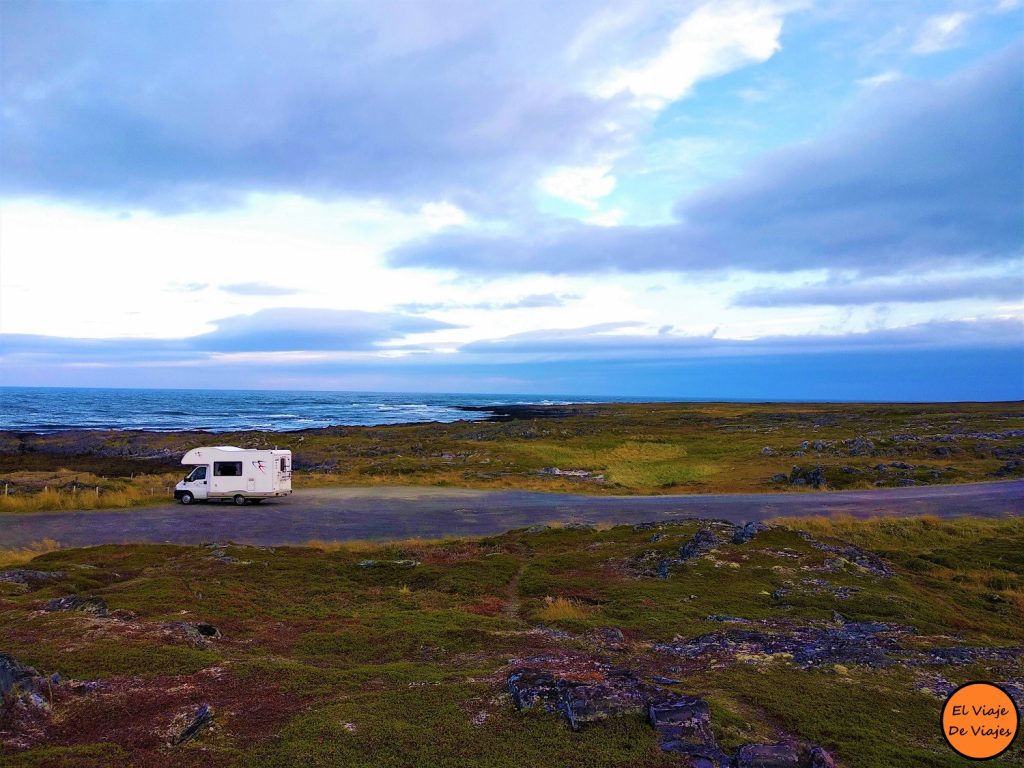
[1,480,1022,548]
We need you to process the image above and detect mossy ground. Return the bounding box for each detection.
[1,401,1022,512]
[2,516,1022,766]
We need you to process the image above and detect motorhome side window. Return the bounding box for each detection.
[214,462,243,477]
[188,467,207,481]
[280,458,287,472]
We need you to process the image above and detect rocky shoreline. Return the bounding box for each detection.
[455,403,603,421]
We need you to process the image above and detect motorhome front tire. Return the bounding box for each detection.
[179,492,194,505]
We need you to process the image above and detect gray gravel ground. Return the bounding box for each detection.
[1,480,1021,548]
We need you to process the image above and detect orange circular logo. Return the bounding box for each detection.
[942,682,1019,760]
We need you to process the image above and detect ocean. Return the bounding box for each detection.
[0,387,641,433]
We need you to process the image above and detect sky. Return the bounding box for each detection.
[0,0,1022,400]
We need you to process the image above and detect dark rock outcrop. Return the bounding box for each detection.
[733,522,766,545]
[795,532,894,578]
[843,436,876,456]
[44,595,109,616]
[994,459,1024,477]
[162,621,221,647]
[734,742,801,767]
[357,559,420,568]
[654,618,908,669]
[508,665,654,730]
[679,528,720,561]
[772,578,860,602]
[508,662,836,766]
[508,669,559,710]
[0,569,66,589]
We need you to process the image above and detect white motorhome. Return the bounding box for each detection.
[174,446,292,505]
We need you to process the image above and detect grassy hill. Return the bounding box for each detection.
[2,515,1021,766]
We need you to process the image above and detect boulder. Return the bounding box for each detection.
[808,746,837,768]
[788,466,826,489]
[648,694,715,746]
[656,559,674,579]
[648,694,730,765]
[1,653,39,700]
[168,703,213,746]
[0,653,52,715]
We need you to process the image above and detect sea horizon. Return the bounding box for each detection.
[0,386,651,433]
[1,385,1019,435]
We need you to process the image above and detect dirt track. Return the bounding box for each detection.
[2,480,1022,548]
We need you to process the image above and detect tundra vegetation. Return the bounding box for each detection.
[1,401,1022,512]
[1,516,1021,766]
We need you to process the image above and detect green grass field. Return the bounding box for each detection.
[2,515,1021,766]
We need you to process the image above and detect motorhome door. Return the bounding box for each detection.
[183,466,209,499]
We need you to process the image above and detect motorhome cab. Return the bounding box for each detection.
[174,446,292,505]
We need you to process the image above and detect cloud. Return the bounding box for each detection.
[459,317,1024,360]
[219,283,302,296]
[396,293,578,313]
[857,71,900,89]
[733,274,1024,307]
[0,2,616,213]
[191,309,457,353]
[539,165,616,209]
[168,282,210,293]
[0,308,456,361]
[912,12,971,54]
[391,43,1024,276]
[0,2,805,215]
[597,1,785,108]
